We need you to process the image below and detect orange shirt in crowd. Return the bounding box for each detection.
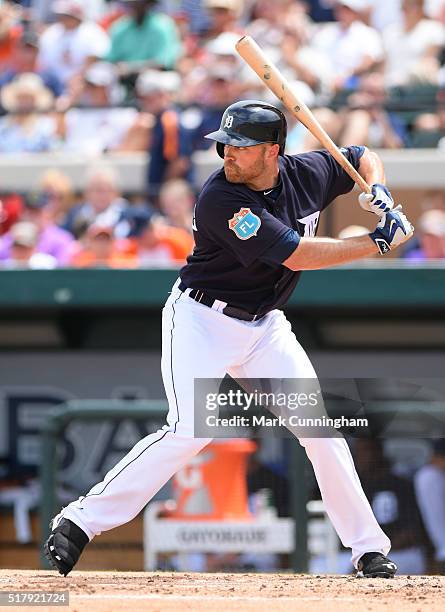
[69,223,193,268]
[0,26,22,70]
[122,225,194,264]
[70,249,138,268]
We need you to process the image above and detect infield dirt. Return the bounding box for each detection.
[1,569,444,611]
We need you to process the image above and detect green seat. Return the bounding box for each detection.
[386,84,439,126]
[409,129,444,148]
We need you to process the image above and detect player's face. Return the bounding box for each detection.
[223,143,274,185]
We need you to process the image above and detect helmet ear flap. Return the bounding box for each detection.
[216,142,225,158]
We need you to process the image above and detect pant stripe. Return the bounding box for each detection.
[80,292,183,499]
[170,292,182,433]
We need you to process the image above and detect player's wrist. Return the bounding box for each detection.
[368,229,390,255]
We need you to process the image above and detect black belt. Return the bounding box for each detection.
[178,282,263,322]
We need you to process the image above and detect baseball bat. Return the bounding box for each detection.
[235,35,372,194]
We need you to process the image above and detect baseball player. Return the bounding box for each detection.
[45,100,413,578]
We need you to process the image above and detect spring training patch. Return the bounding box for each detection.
[228,208,261,240]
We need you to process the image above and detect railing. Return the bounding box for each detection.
[38,399,309,572]
[0,149,444,192]
[2,264,445,309]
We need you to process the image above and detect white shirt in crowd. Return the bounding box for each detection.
[32,0,111,22]
[63,108,138,155]
[383,18,445,87]
[367,0,402,31]
[312,20,384,83]
[38,21,110,85]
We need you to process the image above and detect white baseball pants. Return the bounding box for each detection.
[61,279,390,567]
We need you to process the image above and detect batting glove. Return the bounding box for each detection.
[359,183,394,217]
[369,205,414,255]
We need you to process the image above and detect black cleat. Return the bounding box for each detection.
[356,552,397,578]
[44,518,89,576]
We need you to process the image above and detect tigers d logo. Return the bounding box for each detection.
[228,208,261,240]
[224,114,234,129]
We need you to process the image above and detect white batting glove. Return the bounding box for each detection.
[359,183,394,217]
[369,205,414,255]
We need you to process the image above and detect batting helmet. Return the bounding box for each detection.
[205,100,287,158]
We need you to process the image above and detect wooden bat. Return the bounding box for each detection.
[235,35,372,194]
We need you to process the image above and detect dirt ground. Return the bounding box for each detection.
[1,570,444,612]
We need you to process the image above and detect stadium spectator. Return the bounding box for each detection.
[38,0,110,88]
[135,69,195,201]
[0,30,63,99]
[247,0,312,59]
[338,72,408,148]
[367,0,402,31]
[179,32,251,108]
[103,0,181,75]
[69,223,137,268]
[205,31,266,98]
[158,179,195,233]
[62,165,131,238]
[119,206,194,265]
[1,221,58,269]
[234,2,324,101]
[32,0,112,23]
[279,24,332,100]
[0,73,58,153]
[247,0,289,49]
[383,0,445,88]
[189,64,240,150]
[57,61,139,154]
[414,439,445,573]
[202,30,242,73]
[38,169,75,226]
[0,2,22,72]
[306,0,335,22]
[203,0,244,42]
[311,0,384,93]
[403,209,445,260]
[174,0,211,35]
[0,193,23,235]
[0,192,74,265]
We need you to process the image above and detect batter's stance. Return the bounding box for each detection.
[45,100,414,578]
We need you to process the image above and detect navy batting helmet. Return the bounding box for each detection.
[205,100,287,158]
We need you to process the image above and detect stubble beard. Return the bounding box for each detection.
[224,153,267,185]
[224,164,244,183]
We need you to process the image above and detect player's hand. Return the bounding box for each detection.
[369,205,414,255]
[359,183,394,217]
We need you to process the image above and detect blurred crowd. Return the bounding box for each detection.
[0,167,195,267]
[0,0,444,267]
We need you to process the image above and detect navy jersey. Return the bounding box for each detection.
[180,146,364,315]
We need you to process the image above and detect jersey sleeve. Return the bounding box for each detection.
[296,145,365,209]
[259,228,300,266]
[196,186,300,268]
